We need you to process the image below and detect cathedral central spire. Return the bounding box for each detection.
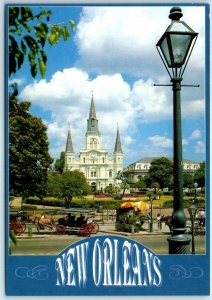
[86,95,101,136]
[89,94,97,119]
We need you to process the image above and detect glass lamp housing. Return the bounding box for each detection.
[157,20,197,68]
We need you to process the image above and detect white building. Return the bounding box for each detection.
[64,96,124,191]
[125,157,200,183]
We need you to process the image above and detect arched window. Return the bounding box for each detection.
[90,138,97,149]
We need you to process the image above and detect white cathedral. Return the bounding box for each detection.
[64,96,124,192]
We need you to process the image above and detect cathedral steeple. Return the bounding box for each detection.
[89,94,97,119]
[65,129,74,153]
[114,124,123,153]
[86,94,101,136]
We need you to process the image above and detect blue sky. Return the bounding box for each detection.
[8,5,206,167]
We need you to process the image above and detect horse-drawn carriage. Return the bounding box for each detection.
[55,208,99,237]
[9,210,55,235]
[9,208,99,237]
[161,208,206,235]
[9,210,27,236]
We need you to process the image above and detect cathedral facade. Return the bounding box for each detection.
[64,96,124,191]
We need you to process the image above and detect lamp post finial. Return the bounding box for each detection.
[169,7,183,21]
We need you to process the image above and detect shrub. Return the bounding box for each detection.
[25,198,64,207]
[113,194,123,200]
[22,204,37,210]
[115,222,142,233]
[163,200,173,208]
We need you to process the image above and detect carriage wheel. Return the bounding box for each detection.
[56,224,66,235]
[79,224,90,237]
[88,222,99,234]
[13,222,26,236]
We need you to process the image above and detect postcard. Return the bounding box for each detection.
[5,1,210,297]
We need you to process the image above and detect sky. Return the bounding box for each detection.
[8,4,207,167]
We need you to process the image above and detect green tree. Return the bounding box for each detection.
[134,178,146,190]
[46,171,61,198]
[151,182,160,193]
[194,161,205,187]
[104,185,122,200]
[104,185,114,195]
[9,7,75,78]
[116,171,129,197]
[143,174,152,188]
[9,84,53,202]
[148,157,173,189]
[112,186,122,200]
[55,151,65,174]
[183,173,194,189]
[120,182,130,198]
[47,171,91,208]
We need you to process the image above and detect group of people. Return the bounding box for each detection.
[65,213,85,227]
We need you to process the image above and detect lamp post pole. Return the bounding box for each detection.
[194,182,198,201]
[167,78,191,254]
[156,7,198,254]
[149,196,154,232]
[188,204,197,254]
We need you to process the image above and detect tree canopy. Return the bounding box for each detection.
[183,173,194,189]
[194,161,205,187]
[47,170,91,207]
[148,157,173,189]
[54,151,65,174]
[9,6,75,78]
[134,178,146,190]
[9,84,53,200]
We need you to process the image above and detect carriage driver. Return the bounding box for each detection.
[76,214,85,227]
[66,213,76,226]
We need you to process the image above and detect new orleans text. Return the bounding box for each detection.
[55,237,162,287]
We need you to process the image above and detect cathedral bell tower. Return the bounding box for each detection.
[86,95,101,150]
[113,125,123,179]
[64,128,75,171]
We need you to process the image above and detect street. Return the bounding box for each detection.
[10,232,205,255]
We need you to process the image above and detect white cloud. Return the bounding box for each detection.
[20,65,206,161]
[182,139,189,145]
[75,6,205,81]
[189,129,202,140]
[148,135,173,148]
[20,68,134,156]
[195,141,205,154]
[18,6,206,164]
[130,79,172,122]
[123,135,134,145]
[182,100,205,118]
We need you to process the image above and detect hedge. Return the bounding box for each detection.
[163,198,205,208]
[24,197,123,209]
[25,198,64,207]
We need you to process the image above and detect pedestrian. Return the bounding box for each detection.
[157,213,162,231]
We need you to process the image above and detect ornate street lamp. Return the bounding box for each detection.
[194,182,198,201]
[149,195,154,232]
[156,7,198,254]
[188,204,197,254]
